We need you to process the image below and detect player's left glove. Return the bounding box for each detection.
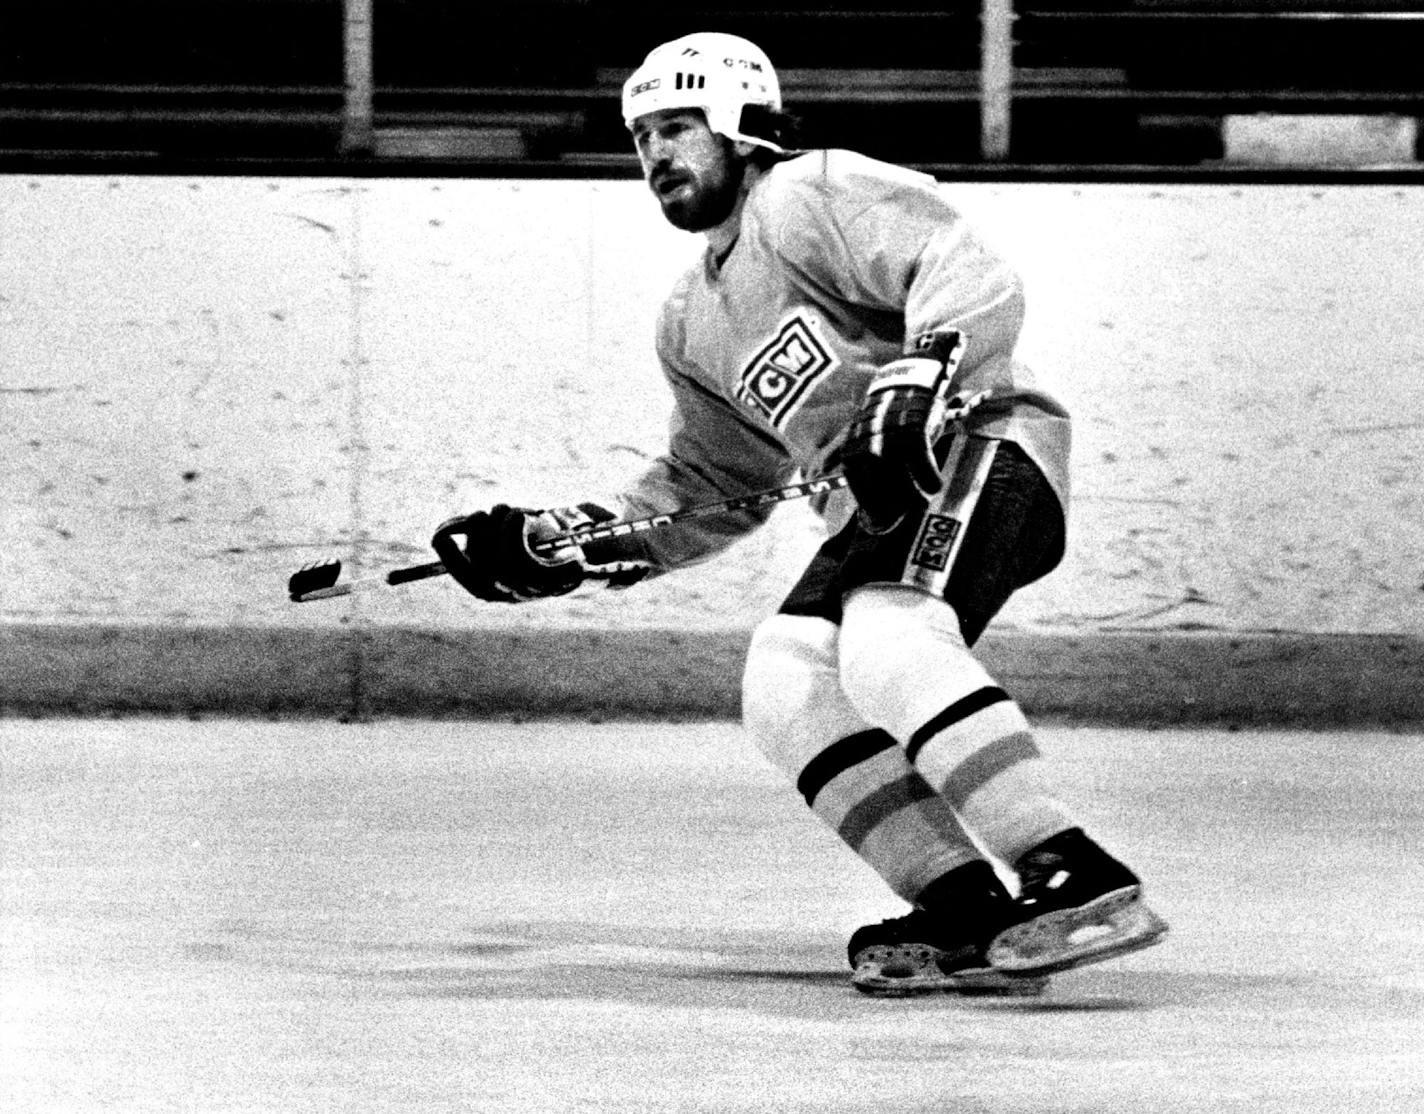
[841,330,968,534]
[431,503,649,604]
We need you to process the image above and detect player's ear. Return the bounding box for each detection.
[731,139,759,159]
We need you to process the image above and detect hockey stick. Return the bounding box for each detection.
[287,473,849,602]
[286,388,993,603]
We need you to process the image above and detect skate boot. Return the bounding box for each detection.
[848,861,1049,997]
[987,827,1169,977]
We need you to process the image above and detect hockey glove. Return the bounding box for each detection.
[431,503,649,604]
[842,330,968,534]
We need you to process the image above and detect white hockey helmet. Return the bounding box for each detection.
[621,32,783,152]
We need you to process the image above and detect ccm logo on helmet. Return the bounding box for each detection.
[675,44,765,72]
[628,78,661,97]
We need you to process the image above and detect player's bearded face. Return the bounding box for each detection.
[635,113,747,232]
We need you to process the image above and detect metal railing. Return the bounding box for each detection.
[0,1,1420,173]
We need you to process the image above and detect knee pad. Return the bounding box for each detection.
[838,585,996,738]
[742,613,864,774]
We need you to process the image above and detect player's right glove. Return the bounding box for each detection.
[431,503,649,604]
[841,330,967,534]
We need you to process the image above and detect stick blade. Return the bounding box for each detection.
[288,559,342,601]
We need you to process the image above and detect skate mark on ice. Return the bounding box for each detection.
[337,919,936,1017]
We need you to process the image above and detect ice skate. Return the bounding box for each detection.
[987,827,1168,977]
[848,861,1049,997]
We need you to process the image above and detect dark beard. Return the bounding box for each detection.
[659,151,746,232]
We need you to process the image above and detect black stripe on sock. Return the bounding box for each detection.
[796,728,897,806]
[905,687,1011,765]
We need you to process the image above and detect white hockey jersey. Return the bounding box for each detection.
[601,148,1071,574]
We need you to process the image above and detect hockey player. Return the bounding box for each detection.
[432,32,1168,995]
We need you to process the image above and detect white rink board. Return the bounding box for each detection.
[2,176,1422,637]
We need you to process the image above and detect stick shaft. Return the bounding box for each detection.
[529,474,847,554]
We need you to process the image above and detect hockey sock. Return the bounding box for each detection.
[839,586,1075,865]
[742,612,982,903]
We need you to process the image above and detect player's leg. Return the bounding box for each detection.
[742,538,1043,996]
[837,437,1168,977]
[743,614,978,910]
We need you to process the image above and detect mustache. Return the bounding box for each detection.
[650,162,691,193]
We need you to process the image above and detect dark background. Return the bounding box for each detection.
[2,1,1423,176]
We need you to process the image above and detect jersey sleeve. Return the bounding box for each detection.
[585,306,797,576]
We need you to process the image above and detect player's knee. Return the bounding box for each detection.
[741,612,840,742]
[838,584,975,723]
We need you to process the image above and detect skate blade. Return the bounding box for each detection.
[851,945,1049,998]
[986,888,1169,977]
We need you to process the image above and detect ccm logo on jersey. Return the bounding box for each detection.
[910,513,963,572]
[736,313,838,430]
